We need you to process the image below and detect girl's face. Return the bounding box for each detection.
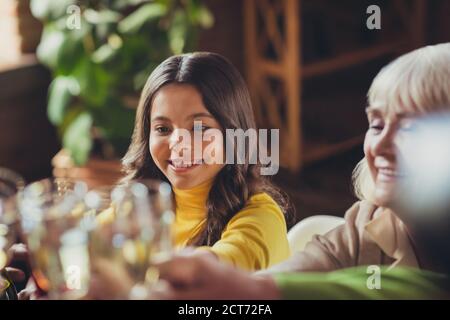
[364,102,418,207]
[149,84,225,190]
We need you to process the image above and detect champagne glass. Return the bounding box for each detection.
[18,178,90,299]
[0,167,25,300]
[87,180,174,299]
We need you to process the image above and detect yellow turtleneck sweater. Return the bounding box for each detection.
[172,179,290,271]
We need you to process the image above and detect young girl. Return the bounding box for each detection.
[265,42,450,273]
[121,52,291,271]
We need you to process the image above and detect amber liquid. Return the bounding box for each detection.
[28,232,90,299]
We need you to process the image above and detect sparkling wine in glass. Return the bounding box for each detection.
[18,178,90,299]
[87,180,174,299]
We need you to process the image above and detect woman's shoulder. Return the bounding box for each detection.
[247,192,281,210]
[226,191,287,232]
[233,192,285,222]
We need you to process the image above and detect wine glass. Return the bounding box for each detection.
[86,180,174,299]
[0,167,25,300]
[18,178,90,300]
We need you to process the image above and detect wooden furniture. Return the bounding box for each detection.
[244,0,427,172]
[0,55,59,182]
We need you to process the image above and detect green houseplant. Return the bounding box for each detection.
[31,0,213,168]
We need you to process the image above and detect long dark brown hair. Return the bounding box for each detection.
[122,52,293,246]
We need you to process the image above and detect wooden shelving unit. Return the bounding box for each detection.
[244,0,427,172]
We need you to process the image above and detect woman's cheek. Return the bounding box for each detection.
[149,134,168,169]
[363,132,377,181]
[363,131,372,157]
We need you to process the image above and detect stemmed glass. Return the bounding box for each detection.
[18,178,90,300]
[87,179,174,299]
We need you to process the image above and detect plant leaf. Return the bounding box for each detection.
[84,9,122,25]
[30,0,76,20]
[58,104,85,140]
[36,26,65,69]
[169,10,188,54]
[112,0,149,10]
[196,6,214,28]
[118,3,168,35]
[94,100,136,158]
[37,21,88,73]
[73,58,111,107]
[48,76,80,125]
[63,112,93,165]
[92,44,118,63]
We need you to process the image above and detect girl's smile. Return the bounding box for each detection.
[167,159,201,173]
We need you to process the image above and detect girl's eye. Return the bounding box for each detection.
[155,126,170,134]
[193,125,210,132]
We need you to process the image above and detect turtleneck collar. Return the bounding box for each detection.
[173,178,214,217]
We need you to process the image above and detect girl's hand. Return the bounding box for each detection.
[151,249,282,300]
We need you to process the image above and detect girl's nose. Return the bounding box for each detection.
[168,129,192,153]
